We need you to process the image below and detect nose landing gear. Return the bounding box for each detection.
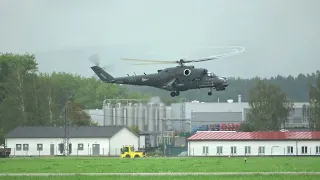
[208,88,213,96]
[170,91,180,97]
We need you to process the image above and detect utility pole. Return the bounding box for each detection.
[63,102,70,156]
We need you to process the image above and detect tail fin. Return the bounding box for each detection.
[91,66,115,82]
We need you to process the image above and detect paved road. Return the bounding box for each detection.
[1,172,320,176]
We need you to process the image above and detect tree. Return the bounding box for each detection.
[0,53,151,143]
[238,122,253,132]
[66,100,97,126]
[0,53,38,135]
[0,61,9,103]
[245,80,294,131]
[128,125,140,134]
[306,71,320,130]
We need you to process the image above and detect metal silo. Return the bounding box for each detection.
[158,104,166,132]
[126,103,134,127]
[133,103,138,125]
[137,103,145,132]
[115,103,124,126]
[103,102,113,126]
[123,108,127,126]
[154,106,158,132]
[147,104,155,132]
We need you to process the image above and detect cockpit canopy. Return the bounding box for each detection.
[207,72,216,77]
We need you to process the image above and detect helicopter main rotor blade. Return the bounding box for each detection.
[121,58,176,63]
[183,57,218,63]
[132,62,177,65]
[183,48,245,63]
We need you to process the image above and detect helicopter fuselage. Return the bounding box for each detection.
[91,65,228,97]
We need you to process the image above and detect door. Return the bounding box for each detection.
[92,144,100,156]
[68,144,72,155]
[50,144,54,155]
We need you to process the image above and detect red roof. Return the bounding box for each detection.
[187,131,320,141]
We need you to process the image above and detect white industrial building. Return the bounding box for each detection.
[170,96,309,131]
[187,131,320,156]
[4,126,141,157]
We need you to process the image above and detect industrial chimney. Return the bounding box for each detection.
[238,95,242,103]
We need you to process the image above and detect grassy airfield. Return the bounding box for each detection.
[0,156,319,179]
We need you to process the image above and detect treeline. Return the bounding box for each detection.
[125,73,318,104]
[0,53,150,142]
[239,72,320,132]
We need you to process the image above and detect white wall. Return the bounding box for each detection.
[139,135,146,149]
[171,102,309,119]
[6,137,110,156]
[6,128,139,157]
[109,128,139,156]
[68,138,110,156]
[188,140,320,156]
[6,138,61,156]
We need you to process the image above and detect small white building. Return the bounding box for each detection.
[5,126,139,157]
[187,131,320,156]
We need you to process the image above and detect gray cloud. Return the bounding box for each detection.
[0,0,319,78]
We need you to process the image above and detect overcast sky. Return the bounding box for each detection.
[0,0,319,78]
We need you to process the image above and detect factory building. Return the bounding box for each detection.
[170,95,309,132]
[187,131,320,156]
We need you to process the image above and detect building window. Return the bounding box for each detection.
[202,146,209,155]
[16,144,22,151]
[217,146,223,154]
[231,146,237,154]
[287,146,293,154]
[78,143,84,150]
[301,146,308,154]
[316,146,320,154]
[23,144,29,151]
[37,144,43,151]
[258,146,265,154]
[245,146,251,154]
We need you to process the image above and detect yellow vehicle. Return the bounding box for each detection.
[120,145,146,158]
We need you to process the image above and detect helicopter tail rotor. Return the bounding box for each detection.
[88,54,114,78]
[88,54,115,89]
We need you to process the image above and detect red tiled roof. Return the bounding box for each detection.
[187,131,320,141]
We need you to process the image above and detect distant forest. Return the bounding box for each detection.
[125,72,319,104]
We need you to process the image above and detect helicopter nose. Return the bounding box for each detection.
[218,76,228,86]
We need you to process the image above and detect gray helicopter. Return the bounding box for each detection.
[90,54,235,97]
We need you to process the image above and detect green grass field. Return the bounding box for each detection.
[0,157,319,180]
[1,175,320,180]
[1,157,320,173]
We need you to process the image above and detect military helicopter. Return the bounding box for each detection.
[90,47,244,97]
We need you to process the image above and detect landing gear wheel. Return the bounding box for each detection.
[170,91,176,97]
[208,92,212,96]
[175,91,180,96]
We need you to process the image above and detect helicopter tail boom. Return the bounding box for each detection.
[91,66,115,82]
